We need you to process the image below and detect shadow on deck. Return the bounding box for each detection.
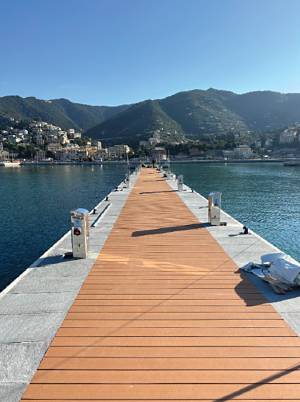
[132,222,210,237]
[139,190,176,195]
[235,270,300,306]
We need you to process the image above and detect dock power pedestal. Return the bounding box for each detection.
[177,175,184,191]
[124,173,130,188]
[71,208,89,258]
[208,192,222,226]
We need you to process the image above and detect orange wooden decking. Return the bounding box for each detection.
[21,168,300,401]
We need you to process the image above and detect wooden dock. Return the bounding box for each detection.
[21,168,300,401]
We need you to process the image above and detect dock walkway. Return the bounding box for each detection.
[21,168,300,401]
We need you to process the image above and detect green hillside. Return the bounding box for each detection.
[160,89,248,137]
[225,91,300,131]
[4,89,300,146]
[86,100,185,146]
[0,96,128,130]
[86,89,300,145]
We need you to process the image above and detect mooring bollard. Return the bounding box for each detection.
[70,208,89,258]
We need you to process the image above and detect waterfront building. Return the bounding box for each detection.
[233,144,254,158]
[34,150,46,161]
[67,129,82,139]
[0,150,9,161]
[35,134,44,146]
[59,132,69,145]
[108,144,131,159]
[94,148,108,161]
[93,140,102,150]
[279,128,297,144]
[152,146,167,162]
[222,149,235,159]
[47,143,62,153]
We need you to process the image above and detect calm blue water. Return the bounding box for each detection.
[1,162,300,293]
[172,162,300,262]
[0,165,126,291]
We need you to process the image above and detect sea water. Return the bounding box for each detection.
[172,162,300,262]
[1,162,299,292]
[0,164,126,291]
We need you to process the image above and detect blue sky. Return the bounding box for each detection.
[0,0,300,105]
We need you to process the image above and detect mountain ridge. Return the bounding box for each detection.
[86,88,300,145]
[3,89,300,146]
[0,95,129,130]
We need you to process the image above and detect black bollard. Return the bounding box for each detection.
[243,226,249,235]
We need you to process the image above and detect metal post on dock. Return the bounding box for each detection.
[208,192,222,225]
[177,174,184,191]
[70,208,89,258]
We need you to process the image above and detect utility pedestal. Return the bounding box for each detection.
[71,208,89,258]
[208,192,222,226]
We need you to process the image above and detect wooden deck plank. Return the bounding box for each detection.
[20,383,300,399]
[71,298,274,306]
[22,400,300,402]
[24,400,300,402]
[39,356,300,370]
[44,346,300,358]
[51,336,300,347]
[31,369,300,384]
[64,312,281,319]
[61,319,286,327]
[69,305,275,312]
[55,327,296,337]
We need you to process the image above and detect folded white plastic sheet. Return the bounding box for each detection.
[261,253,300,285]
[242,262,266,278]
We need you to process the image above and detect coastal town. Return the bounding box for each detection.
[1,116,300,164]
[0,117,131,163]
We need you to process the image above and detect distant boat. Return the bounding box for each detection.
[283,161,300,167]
[1,160,21,167]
